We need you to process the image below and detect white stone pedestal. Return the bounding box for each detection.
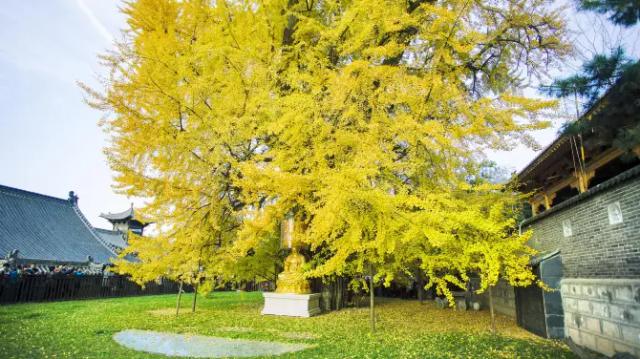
[261,292,322,317]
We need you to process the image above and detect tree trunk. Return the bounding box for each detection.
[192,282,198,313]
[417,274,425,304]
[369,265,375,333]
[175,281,183,316]
[274,263,279,290]
[336,277,344,310]
[489,286,496,334]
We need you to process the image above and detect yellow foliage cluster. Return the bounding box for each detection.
[87,0,570,297]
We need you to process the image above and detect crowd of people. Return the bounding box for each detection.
[0,262,108,279]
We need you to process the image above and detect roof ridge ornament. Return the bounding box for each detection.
[68,191,79,206]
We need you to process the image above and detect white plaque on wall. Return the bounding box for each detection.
[607,202,623,225]
[562,219,572,237]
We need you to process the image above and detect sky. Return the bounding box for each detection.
[0,1,638,227]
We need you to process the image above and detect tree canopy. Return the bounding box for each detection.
[543,2,639,152]
[87,0,570,301]
[543,47,633,107]
[577,0,640,26]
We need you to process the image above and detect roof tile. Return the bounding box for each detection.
[0,185,116,264]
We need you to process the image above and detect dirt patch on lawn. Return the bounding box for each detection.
[218,326,254,333]
[147,308,176,316]
[279,332,317,340]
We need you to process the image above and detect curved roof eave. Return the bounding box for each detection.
[99,207,134,221]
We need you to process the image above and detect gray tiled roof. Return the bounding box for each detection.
[0,185,117,264]
[93,228,127,251]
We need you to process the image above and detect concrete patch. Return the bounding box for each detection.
[113,329,313,358]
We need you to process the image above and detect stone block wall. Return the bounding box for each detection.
[472,279,516,318]
[562,278,640,357]
[492,280,517,318]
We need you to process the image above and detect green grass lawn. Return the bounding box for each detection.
[0,291,576,358]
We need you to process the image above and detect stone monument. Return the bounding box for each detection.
[261,213,321,317]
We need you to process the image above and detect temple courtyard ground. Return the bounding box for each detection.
[0,291,576,358]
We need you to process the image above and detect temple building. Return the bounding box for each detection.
[492,79,640,357]
[99,205,148,236]
[0,185,116,266]
[94,205,148,252]
[0,184,147,267]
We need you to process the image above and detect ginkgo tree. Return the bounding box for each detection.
[87,0,569,327]
[84,0,285,310]
[235,0,568,330]
[420,186,538,334]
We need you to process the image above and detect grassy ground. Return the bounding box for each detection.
[0,291,575,358]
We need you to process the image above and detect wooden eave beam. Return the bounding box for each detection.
[529,147,626,212]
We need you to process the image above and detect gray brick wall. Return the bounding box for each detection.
[518,171,640,356]
[465,170,640,356]
[524,175,640,279]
